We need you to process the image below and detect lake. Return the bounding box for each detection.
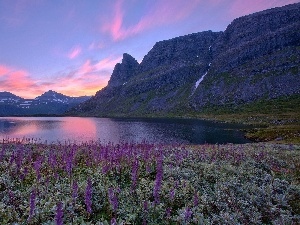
[0,117,252,144]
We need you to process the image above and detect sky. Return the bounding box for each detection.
[0,0,299,98]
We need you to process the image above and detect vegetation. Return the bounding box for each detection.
[1,140,300,224]
[189,95,300,144]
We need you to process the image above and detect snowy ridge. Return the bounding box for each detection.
[0,90,91,110]
[195,71,208,89]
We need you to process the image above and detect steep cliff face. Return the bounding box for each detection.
[69,3,300,117]
[108,53,139,88]
[192,2,300,108]
[72,31,221,116]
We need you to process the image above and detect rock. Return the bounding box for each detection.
[108,53,139,88]
[68,3,300,117]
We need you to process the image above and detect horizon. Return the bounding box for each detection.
[1,0,299,99]
[0,89,91,99]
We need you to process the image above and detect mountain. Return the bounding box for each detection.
[191,2,300,108]
[68,3,300,117]
[69,31,221,116]
[0,90,90,116]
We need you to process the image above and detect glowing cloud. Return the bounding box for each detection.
[32,56,122,97]
[0,64,39,98]
[0,55,121,98]
[102,0,201,41]
[0,65,10,76]
[68,46,82,59]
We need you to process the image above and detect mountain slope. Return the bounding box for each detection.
[191,2,300,108]
[70,31,221,116]
[0,90,90,116]
[68,2,300,118]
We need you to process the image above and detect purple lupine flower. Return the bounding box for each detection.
[153,154,163,205]
[84,178,92,213]
[193,192,199,207]
[8,190,15,206]
[102,164,109,174]
[166,207,172,218]
[29,189,36,219]
[15,145,24,172]
[111,218,117,225]
[33,157,42,181]
[55,202,63,225]
[20,167,28,181]
[184,207,192,222]
[48,150,57,170]
[108,187,118,212]
[72,180,78,204]
[169,188,175,202]
[131,159,139,190]
[0,144,6,161]
[142,200,148,225]
[65,148,74,176]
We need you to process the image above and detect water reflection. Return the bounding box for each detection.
[61,117,97,141]
[0,117,252,144]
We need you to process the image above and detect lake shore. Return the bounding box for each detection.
[1,141,299,224]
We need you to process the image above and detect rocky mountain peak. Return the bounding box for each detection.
[138,31,222,74]
[67,3,300,117]
[108,53,139,88]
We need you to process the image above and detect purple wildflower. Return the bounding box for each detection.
[131,159,139,190]
[65,149,74,176]
[143,200,148,211]
[48,151,57,170]
[169,188,175,202]
[184,207,192,222]
[20,167,28,181]
[15,146,24,172]
[8,190,15,206]
[108,187,118,212]
[111,218,117,225]
[0,144,6,161]
[193,192,199,207]
[142,200,149,225]
[29,189,36,219]
[153,154,163,205]
[166,207,172,218]
[33,157,42,181]
[55,202,63,225]
[102,164,109,174]
[72,180,78,204]
[84,178,92,213]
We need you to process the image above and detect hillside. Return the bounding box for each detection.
[67,3,300,142]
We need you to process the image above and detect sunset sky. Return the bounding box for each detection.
[1,0,299,98]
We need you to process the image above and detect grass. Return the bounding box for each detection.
[188,95,300,144]
[0,140,300,224]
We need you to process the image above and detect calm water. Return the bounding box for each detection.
[0,117,252,144]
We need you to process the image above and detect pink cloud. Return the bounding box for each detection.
[47,56,121,97]
[68,46,82,59]
[0,64,41,98]
[0,56,120,98]
[0,65,10,76]
[78,57,121,75]
[102,0,201,41]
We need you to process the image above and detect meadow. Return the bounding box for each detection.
[0,139,299,224]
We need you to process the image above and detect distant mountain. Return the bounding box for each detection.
[0,90,90,116]
[35,90,90,105]
[67,2,300,117]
